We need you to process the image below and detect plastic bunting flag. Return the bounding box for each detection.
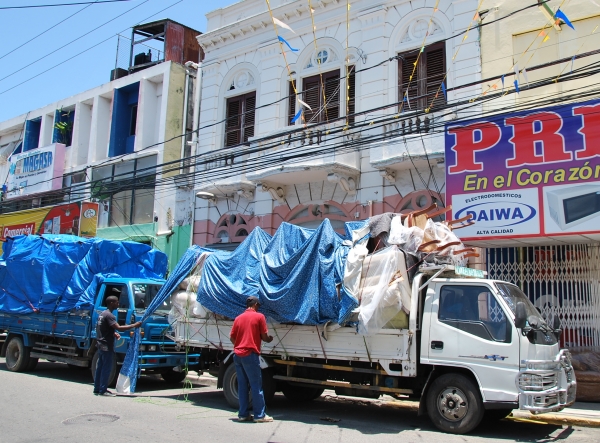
[291,109,303,123]
[570,55,576,73]
[501,74,505,92]
[273,17,296,34]
[514,79,520,94]
[278,36,299,52]
[297,98,313,110]
[555,9,575,30]
[441,81,447,100]
[522,68,529,86]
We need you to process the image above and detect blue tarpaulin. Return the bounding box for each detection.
[120,244,207,392]
[0,235,168,314]
[197,220,366,325]
[119,218,368,392]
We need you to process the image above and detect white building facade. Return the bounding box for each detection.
[193,0,481,246]
[0,60,196,270]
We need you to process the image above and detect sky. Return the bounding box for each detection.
[0,0,239,122]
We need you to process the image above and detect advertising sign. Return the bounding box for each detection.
[445,98,600,241]
[0,201,99,254]
[6,143,65,199]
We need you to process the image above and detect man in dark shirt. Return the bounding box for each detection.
[230,296,273,422]
[94,294,141,396]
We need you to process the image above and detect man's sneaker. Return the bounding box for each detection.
[93,391,99,395]
[237,416,253,422]
[254,415,273,423]
[101,391,116,397]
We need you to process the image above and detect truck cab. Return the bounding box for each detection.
[419,268,576,431]
[91,278,200,384]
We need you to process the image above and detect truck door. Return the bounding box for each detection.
[428,283,520,404]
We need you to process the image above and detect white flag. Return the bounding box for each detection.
[297,98,313,110]
[273,17,296,34]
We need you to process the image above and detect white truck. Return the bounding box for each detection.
[171,259,576,434]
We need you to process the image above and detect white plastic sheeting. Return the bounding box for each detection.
[357,246,412,335]
[343,242,369,299]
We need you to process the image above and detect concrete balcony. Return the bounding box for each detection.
[369,111,445,172]
[245,120,361,186]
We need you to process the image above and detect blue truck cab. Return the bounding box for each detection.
[1,277,200,386]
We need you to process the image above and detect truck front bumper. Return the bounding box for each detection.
[516,349,577,414]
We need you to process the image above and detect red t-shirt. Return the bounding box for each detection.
[230,309,268,357]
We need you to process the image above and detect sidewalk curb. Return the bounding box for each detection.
[509,411,600,428]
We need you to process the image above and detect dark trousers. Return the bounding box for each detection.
[93,349,114,394]
[233,353,266,419]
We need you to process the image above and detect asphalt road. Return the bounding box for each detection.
[1,358,599,443]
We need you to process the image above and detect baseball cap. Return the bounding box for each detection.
[246,296,260,307]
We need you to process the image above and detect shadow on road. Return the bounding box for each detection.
[140,387,566,441]
[0,359,212,392]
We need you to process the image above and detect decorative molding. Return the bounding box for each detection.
[399,18,444,45]
[229,70,255,90]
[357,5,388,29]
[393,190,445,214]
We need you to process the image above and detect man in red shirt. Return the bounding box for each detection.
[230,296,274,423]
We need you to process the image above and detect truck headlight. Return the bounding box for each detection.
[148,345,157,352]
[139,345,146,351]
[518,372,558,391]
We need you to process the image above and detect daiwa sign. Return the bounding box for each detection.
[445,99,600,240]
[6,143,65,199]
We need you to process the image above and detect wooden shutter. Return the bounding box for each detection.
[425,43,446,110]
[224,97,241,147]
[242,93,256,143]
[288,81,296,125]
[323,71,340,121]
[303,75,321,124]
[398,42,446,111]
[225,92,256,146]
[399,53,419,111]
[347,66,356,124]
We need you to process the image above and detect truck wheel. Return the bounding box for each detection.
[5,336,31,372]
[223,363,244,409]
[161,368,188,383]
[222,364,275,408]
[282,384,324,402]
[262,368,276,405]
[26,357,39,371]
[426,373,484,434]
[91,351,118,387]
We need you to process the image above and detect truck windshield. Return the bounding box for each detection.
[132,284,170,312]
[494,282,541,320]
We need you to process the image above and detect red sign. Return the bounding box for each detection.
[1,223,36,242]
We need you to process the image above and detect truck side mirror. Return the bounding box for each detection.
[552,314,560,330]
[515,302,527,329]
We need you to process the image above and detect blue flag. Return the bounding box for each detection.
[555,9,575,30]
[441,81,447,100]
[501,75,505,92]
[514,79,520,94]
[291,109,303,123]
[278,36,299,52]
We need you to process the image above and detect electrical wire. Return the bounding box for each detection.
[0,0,151,84]
[0,1,134,9]
[0,0,183,95]
[0,0,103,62]
[3,35,600,209]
